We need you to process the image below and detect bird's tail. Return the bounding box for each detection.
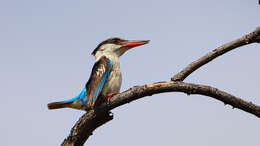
[47,101,73,110]
[48,88,86,110]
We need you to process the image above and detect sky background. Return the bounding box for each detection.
[1,0,260,146]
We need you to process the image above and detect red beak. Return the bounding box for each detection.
[120,40,150,48]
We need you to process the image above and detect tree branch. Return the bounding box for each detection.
[62,81,260,145]
[61,27,260,145]
[61,110,113,146]
[99,81,260,117]
[171,27,260,81]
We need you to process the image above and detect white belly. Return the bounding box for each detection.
[101,69,122,96]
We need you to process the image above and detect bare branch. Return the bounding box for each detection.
[61,27,260,145]
[256,35,260,43]
[61,111,113,146]
[171,27,260,81]
[62,81,260,145]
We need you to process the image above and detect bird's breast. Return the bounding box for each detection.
[101,68,122,96]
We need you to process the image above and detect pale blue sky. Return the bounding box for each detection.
[1,0,260,146]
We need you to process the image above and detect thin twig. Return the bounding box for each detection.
[171,27,260,81]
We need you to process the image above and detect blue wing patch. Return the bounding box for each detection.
[58,57,112,108]
[79,87,88,106]
[85,56,113,107]
[62,87,88,107]
[92,59,112,104]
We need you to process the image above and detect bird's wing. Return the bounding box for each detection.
[85,56,112,106]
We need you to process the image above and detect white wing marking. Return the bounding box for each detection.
[96,65,105,77]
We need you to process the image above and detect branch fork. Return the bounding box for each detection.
[61,27,260,146]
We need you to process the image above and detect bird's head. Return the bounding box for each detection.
[92,37,149,60]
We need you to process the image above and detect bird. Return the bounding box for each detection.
[47,37,149,111]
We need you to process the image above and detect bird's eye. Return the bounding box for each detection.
[112,38,120,44]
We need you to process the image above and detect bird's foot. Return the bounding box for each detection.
[107,92,118,101]
[87,102,94,110]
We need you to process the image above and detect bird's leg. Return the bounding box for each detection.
[107,92,118,101]
[87,98,95,110]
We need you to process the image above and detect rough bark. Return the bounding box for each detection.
[61,111,112,146]
[61,27,260,146]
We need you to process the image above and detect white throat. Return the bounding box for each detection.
[94,52,120,69]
